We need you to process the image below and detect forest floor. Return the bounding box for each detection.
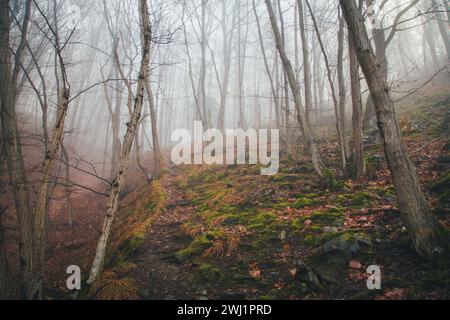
[119,82,450,300]
[1,81,449,300]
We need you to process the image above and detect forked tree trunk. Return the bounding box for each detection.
[264,0,325,177]
[87,0,152,284]
[340,0,450,262]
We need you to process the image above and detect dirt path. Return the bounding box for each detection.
[131,171,205,300]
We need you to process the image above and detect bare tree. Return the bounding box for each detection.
[88,0,153,284]
[216,0,238,132]
[264,0,325,177]
[306,0,347,170]
[340,0,450,261]
[349,24,366,179]
[0,0,36,299]
[363,0,420,128]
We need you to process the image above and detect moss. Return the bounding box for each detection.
[274,194,322,210]
[293,197,315,209]
[88,267,139,300]
[248,212,278,230]
[350,192,371,207]
[310,210,345,226]
[176,235,213,261]
[88,181,167,299]
[324,169,344,191]
[336,192,372,208]
[105,181,167,269]
[194,264,225,282]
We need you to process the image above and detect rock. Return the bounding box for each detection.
[303,233,374,292]
[323,227,339,233]
[328,194,338,202]
[315,234,372,259]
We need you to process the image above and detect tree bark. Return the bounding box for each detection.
[252,0,280,130]
[146,80,162,179]
[340,0,449,262]
[306,0,347,170]
[264,0,324,177]
[87,0,152,284]
[349,34,366,179]
[431,0,450,61]
[0,206,8,299]
[0,0,37,299]
[337,10,349,160]
[297,0,313,127]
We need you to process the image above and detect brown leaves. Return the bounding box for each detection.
[249,263,261,279]
[289,268,297,278]
[348,260,367,281]
[349,260,362,270]
[377,288,407,300]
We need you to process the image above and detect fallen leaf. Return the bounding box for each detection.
[249,263,261,279]
[349,260,363,269]
[289,268,297,277]
[380,288,407,300]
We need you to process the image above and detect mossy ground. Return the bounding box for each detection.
[155,90,450,299]
[85,181,167,300]
[72,87,450,300]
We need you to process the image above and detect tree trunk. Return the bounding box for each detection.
[432,0,450,61]
[217,0,237,132]
[337,10,349,160]
[146,80,162,179]
[264,0,324,177]
[297,0,313,128]
[340,0,449,262]
[0,207,8,300]
[0,0,37,299]
[87,0,152,284]
[306,0,347,170]
[252,0,280,130]
[349,34,366,179]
